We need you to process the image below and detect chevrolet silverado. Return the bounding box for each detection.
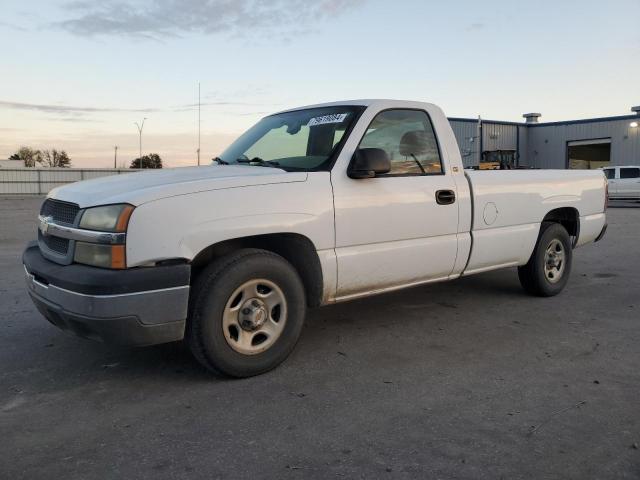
[23,100,608,377]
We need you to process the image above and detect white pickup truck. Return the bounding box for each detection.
[603,165,640,199]
[23,100,608,377]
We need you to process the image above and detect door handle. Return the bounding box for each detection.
[436,189,456,205]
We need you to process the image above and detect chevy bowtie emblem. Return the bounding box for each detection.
[39,216,53,236]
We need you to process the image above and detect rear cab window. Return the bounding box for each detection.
[603,168,615,180]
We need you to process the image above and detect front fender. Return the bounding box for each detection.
[125,174,335,267]
[178,213,321,260]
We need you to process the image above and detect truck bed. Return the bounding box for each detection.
[462,169,607,274]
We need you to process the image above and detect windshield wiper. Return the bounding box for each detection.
[236,157,281,168]
[212,157,229,165]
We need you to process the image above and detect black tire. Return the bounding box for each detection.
[186,249,306,378]
[518,223,573,297]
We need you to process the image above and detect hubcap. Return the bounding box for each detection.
[222,279,287,355]
[544,239,565,284]
[239,299,268,331]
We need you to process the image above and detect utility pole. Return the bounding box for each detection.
[114,146,118,168]
[197,82,201,166]
[134,118,147,159]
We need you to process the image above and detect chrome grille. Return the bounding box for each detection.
[38,199,79,264]
[40,199,80,225]
[39,230,69,254]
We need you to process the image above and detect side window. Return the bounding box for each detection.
[603,168,615,180]
[359,109,443,176]
[620,168,640,179]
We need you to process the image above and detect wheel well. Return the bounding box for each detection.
[190,233,324,307]
[542,207,579,243]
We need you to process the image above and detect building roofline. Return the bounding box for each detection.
[527,114,639,127]
[448,117,524,127]
[449,114,640,128]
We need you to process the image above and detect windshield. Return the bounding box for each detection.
[217,106,364,171]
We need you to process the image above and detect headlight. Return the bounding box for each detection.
[75,204,133,269]
[79,204,134,232]
[75,243,126,269]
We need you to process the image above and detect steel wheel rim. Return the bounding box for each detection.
[222,278,287,355]
[544,239,566,284]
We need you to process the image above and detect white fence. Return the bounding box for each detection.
[0,168,141,195]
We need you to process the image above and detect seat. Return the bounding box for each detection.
[399,130,429,157]
[399,130,441,174]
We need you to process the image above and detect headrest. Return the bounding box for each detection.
[399,130,429,157]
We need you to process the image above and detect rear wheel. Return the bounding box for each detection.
[187,249,306,377]
[518,223,572,297]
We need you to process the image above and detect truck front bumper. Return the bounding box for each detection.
[23,244,190,346]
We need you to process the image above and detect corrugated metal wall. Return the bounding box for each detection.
[482,123,519,153]
[449,119,523,167]
[449,120,479,167]
[526,117,640,169]
[518,126,529,166]
[450,115,639,169]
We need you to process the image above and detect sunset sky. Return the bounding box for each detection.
[1,0,639,167]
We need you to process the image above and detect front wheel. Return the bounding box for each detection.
[187,249,306,377]
[518,223,573,297]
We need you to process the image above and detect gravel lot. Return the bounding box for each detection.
[1,196,639,479]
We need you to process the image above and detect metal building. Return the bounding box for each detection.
[449,106,640,170]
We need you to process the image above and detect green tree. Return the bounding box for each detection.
[9,146,42,167]
[130,153,163,169]
[40,149,72,168]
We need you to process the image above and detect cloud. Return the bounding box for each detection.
[219,110,272,116]
[53,0,367,38]
[171,101,279,112]
[55,117,104,123]
[0,99,278,120]
[466,22,485,32]
[0,21,28,31]
[0,100,157,115]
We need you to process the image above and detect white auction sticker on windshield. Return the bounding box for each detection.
[307,113,348,126]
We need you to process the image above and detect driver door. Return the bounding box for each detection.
[331,108,459,299]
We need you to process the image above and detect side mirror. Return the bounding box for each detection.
[347,148,391,179]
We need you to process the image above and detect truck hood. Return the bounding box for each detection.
[48,165,308,208]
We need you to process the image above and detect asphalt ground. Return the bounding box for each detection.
[1,196,639,479]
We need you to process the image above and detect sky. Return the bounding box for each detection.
[1,0,639,168]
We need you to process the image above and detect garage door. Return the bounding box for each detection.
[567,138,611,170]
